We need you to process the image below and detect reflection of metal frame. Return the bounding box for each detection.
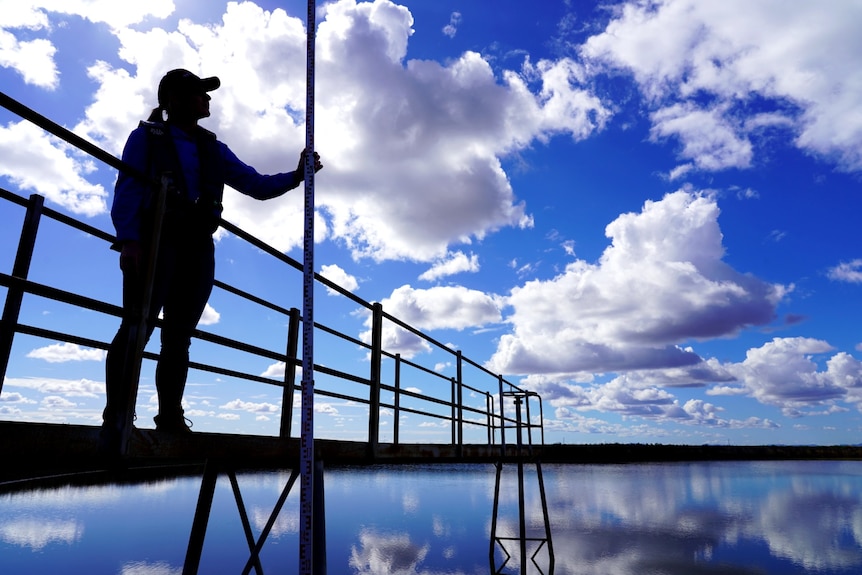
[490,393,554,575]
[183,460,326,575]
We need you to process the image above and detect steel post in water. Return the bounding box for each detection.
[515,397,528,573]
[229,471,264,575]
[243,468,301,575]
[536,460,554,573]
[491,392,554,575]
[489,462,503,570]
[183,461,219,575]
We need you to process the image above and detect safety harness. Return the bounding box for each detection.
[140,120,225,235]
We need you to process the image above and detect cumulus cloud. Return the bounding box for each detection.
[0,121,107,216]
[722,337,862,415]
[827,260,862,283]
[42,395,76,409]
[488,190,789,375]
[0,391,35,404]
[219,398,279,413]
[360,283,503,358]
[418,251,480,282]
[0,14,57,88]
[320,263,359,294]
[582,0,862,172]
[198,303,221,326]
[4,376,103,398]
[28,0,600,261]
[537,370,788,431]
[26,342,106,363]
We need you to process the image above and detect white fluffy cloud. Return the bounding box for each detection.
[721,337,862,415]
[321,263,359,294]
[26,342,106,363]
[488,190,789,375]
[65,0,606,260]
[583,0,862,172]
[418,251,479,282]
[0,121,107,216]
[4,376,103,398]
[360,283,503,358]
[827,260,862,284]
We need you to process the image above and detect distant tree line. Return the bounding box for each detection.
[536,443,862,463]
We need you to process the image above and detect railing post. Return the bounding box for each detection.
[456,350,463,457]
[368,302,382,457]
[393,353,401,445]
[450,377,456,446]
[538,395,546,446]
[280,307,301,439]
[486,392,493,445]
[498,375,506,457]
[0,193,43,395]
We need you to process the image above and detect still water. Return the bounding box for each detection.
[1,460,861,574]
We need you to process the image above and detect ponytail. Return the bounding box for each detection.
[147,106,165,122]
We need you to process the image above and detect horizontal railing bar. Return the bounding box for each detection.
[187,359,284,387]
[313,363,370,386]
[193,328,287,364]
[0,186,113,244]
[0,273,122,318]
[212,280,294,317]
[390,354,450,381]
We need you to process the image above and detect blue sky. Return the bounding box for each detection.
[2,0,862,446]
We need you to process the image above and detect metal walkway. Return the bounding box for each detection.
[0,87,552,573]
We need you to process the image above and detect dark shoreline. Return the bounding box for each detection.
[1,419,860,488]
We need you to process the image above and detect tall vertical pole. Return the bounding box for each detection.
[299,0,317,574]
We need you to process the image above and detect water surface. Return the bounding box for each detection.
[1,460,860,574]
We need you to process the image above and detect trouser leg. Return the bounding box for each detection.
[154,236,214,427]
[103,266,158,428]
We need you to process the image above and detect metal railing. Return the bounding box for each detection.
[0,90,545,455]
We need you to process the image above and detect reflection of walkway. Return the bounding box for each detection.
[491,392,554,575]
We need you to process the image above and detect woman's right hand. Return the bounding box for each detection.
[119,240,142,274]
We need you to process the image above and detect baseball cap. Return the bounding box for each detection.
[157,69,221,105]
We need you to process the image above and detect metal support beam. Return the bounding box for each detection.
[280,307,301,438]
[184,461,220,575]
[367,302,382,457]
[0,194,42,394]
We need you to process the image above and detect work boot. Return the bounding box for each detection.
[154,412,192,433]
[98,408,127,456]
